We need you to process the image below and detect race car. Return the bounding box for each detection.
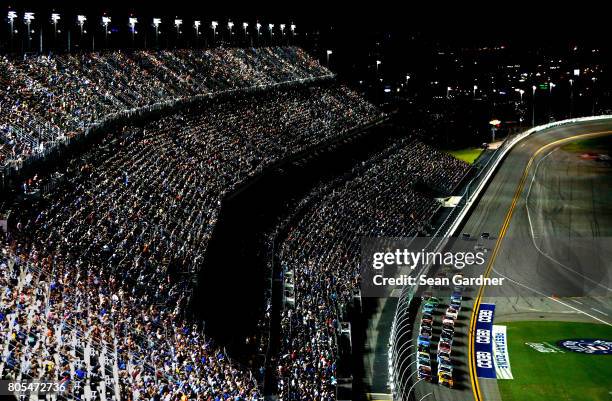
[451,291,462,303]
[438,340,452,354]
[438,372,454,388]
[438,361,453,375]
[418,335,431,347]
[420,326,432,337]
[422,303,435,314]
[424,296,440,306]
[437,352,452,365]
[418,365,433,381]
[450,300,461,311]
[442,317,455,327]
[445,307,459,320]
[440,329,453,344]
[417,352,431,366]
[418,344,430,353]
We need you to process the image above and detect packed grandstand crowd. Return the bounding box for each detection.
[0,45,471,400]
[0,47,331,168]
[274,140,470,400]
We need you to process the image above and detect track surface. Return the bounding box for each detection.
[411,118,612,401]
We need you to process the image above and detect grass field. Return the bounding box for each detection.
[446,148,484,164]
[562,135,612,153]
[497,321,612,401]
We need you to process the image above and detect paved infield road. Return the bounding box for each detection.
[411,118,612,401]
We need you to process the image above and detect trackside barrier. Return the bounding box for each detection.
[389,114,612,401]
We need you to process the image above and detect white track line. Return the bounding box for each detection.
[525,147,612,292]
[491,267,612,326]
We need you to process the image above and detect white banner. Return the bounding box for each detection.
[493,325,513,379]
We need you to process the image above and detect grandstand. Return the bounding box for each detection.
[0,40,472,400]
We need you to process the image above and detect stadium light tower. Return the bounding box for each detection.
[280,23,286,36]
[473,84,478,97]
[51,13,60,39]
[24,12,35,51]
[532,85,536,126]
[376,60,381,74]
[174,18,182,42]
[153,18,161,46]
[77,15,87,36]
[194,20,201,36]
[227,20,234,42]
[242,22,248,37]
[256,22,261,38]
[446,86,452,98]
[211,21,218,42]
[102,16,111,44]
[569,78,574,118]
[326,49,332,66]
[129,17,138,44]
[8,11,17,45]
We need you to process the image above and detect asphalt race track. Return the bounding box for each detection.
[411,118,612,401]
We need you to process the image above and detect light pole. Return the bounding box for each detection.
[256,22,261,43]
[532,85,536,126]
[8,11,17,50]
[227,21,234,43]
[473,84,478,97]
[326,49,332,67]
[268,23,274,42]
[51,13,60,43]
[24,12,35,52]
[174,19,182,45]
[549,82,556,120]
[152,18,161,47]
[569,79,574,118]
[77,15,86,37]
[102,16,111,46]
[376,60,381,75]
[129,17,137,46]
[194,21,201,46]
[211,21,218,44]
[280,23,285,40]
[446,86,452,98]
[242,22,248,42]
[290,23,296,42]
[592,77,597,115]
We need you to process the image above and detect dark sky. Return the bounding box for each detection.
[2,0,608,42]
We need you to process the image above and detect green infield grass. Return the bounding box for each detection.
[446,147,484,164]
[497,320,612,401]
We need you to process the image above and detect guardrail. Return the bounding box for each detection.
[388,114,612,401]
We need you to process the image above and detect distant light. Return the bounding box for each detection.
[376,60,381,65]
[290,23,296,32]
[174,19,182,28]
[194,20,201,28]
[102,16,111,25]
[24,12,35,22]
[153,18,161,27]
[473,85,477,90]
[242,22,248,29]
[384,88,391,93]
[256,22,261,31]
[280,23,285,32]
[129,17,137,29]
[51,13,60,23]
[268,23,274,30]
[326,50,333,55]
[573,69,580,76]
[8,11,17,21]
[211,21,218,29]
[489,119,501,126]
[77,15,87,24]
[228,21,234,29]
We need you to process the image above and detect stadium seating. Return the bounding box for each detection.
[274,141,470,400]
[0,47,331,168]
